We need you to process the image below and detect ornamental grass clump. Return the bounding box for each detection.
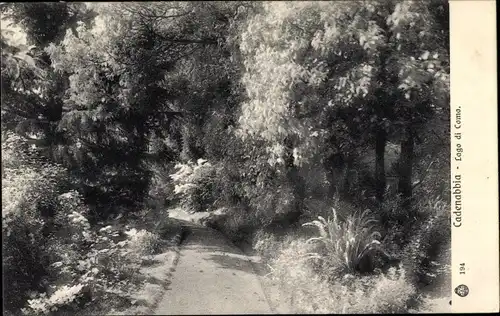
[302,208,383,275]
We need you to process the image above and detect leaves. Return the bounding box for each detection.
[236,0,448,172]
[302,207,383,273]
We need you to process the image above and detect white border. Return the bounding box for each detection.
[450,0,499,312]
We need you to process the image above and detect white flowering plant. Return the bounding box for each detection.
[2,132,69,311]
[2,132,147,315]
[23,207,146,315]
[170,159,217,213]
[125,228,163,256]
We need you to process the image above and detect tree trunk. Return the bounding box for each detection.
[398,126,414,210]
[375,126,386,203]
[324,152,345,198]
[284,137,305,216]
[180,125,196,161]
[373,24,391,204]
[339,155,354,200]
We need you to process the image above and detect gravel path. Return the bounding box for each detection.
[154,221,273,315]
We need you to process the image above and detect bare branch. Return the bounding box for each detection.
[140,9,193,21]
[152,31,219,46]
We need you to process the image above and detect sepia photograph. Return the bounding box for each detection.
[0,1,495,315]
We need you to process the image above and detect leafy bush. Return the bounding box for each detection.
[202,206,259,243]
[340,267,417,314]
[398,196,451,285]
[24,284,87,316]
[22,209,159,315]
[20,191,129,315]
[2,132,153,315]
[267,237,416,314]
[2,132,67,311]
[170,159,217,213]
[246,181,296,226]
[6,188,95,315]
[251,202,418,313]
[253,229,282,261]
[125,228,163,256]
[207,153,299,240]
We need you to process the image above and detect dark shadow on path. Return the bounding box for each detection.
[205,254,267,276]
[181,225,244,254]
[173,223,269,277]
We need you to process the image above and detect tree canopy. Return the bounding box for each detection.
[2,0,449,218]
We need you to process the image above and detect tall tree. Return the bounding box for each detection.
[43,2,250,218]
[386,0,449,209]
[1,2,96,163]
[237,0,449,211]
[0,2,96,48]
[1,28,52,145]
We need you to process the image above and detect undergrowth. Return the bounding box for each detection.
[266,237,416,314]
[2,132,177,316]
[251,198,449,314]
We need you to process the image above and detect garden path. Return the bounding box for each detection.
[153,217,274,315]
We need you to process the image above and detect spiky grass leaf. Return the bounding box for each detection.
[306,237,325,244]
[303,220,327,238]
[317,216,328,226]
[304,207,383,274]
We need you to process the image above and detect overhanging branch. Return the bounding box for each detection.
[153,32,219,46]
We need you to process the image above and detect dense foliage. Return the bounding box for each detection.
[2,1,450,314]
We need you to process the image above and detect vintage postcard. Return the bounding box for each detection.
[1,1,498,315]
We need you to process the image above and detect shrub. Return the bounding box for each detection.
[13,190,95,315]
[22,210,150,315]
[253,229,282,260]
[339,266,417,314]
[247,181,296,226]
[254,201,419,313]
[209,158,298,240]
[203,206,259,243]
[170,159,217,213]
[2,132,67,312]
[268,236,416,314]
[125,228,163,256]
[24,284,87,315]
[399,195,451,285]
[302,208,383,275]
[2,133,150,315]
